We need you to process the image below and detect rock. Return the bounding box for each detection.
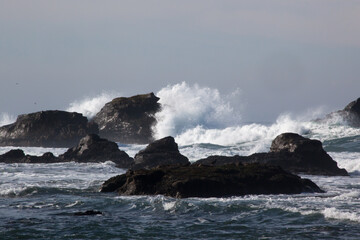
[100,164,324,198]
[341,98,360,127]
[0,149,58,163]
[193,155,247,166]
[0,134,134,167]
[0,110,98,147]
[92,93,160,144]
[321,97,360,127]
[59,134,134,168]
[194,133,348,176]
[131,136,189,170]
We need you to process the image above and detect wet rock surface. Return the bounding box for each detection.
[194,133,348,176]
[0,110,98,148]
[59,134,134,168]
[131,136,189,170]
[0,134,133,168]
[321,97,360,127]
[92,93,160,144]
[101,163,324,198]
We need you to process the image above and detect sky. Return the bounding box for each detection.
[1,0,360,122]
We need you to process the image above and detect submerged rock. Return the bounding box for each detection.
[132,136,189,170]
[92,93,160,144]
[59,134,134,168]
[74,210,103,216]
[101,164,324,198]
[0,110,98,148]
[194,133,348,176]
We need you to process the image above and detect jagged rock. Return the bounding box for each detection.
[100,164,324,198]
[131,136,189,170]
[92,93,160,144]
[0,110,98,147]
[321,97,360,127]
[194,133,348,176]
[0,149,58,163]
[0,134,134,167]
[59,134,134,168]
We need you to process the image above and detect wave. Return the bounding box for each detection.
[153,82,241,139]
[152,82,360,154]
[66,91,120,119]
[0,112,16,127]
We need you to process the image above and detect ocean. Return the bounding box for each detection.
[1,83,360,239]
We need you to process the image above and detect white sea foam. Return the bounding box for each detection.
[0,112,16,127]
[176,114,309,152]
[153,82,241,139]
[328,152,360,174]
[152,82,360,153]
[322,207,360,222]
[66,91,120,119]
[0,162,125,197]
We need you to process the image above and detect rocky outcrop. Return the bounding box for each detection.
[339,97,360,127]
[92,93,160,144]
[194,133,348,176]
[59,134,133,168]
[131,136,189,170]
[322,97,360,127]
[0,134,134,168]
[0,149,58,163]
[0,110,98,148]
[100,164,324,198]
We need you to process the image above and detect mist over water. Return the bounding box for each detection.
[153,82,241,139]
[0,112,16,127]
[65,91,120,119]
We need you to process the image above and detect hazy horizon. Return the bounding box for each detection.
[1,1,360,122]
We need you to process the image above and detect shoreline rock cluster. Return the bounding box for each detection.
[0,94,358,198]
[0,132,348,198]
[101,163,324,198]
[0,93,160,147]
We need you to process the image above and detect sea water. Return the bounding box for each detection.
[1,83,360,239]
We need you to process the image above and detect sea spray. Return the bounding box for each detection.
[153,82,241,139]
[0,112,16,127]
[66,91,120,119]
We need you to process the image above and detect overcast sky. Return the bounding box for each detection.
[1,0,360,122]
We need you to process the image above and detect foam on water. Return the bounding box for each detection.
[0,162,125,197]
[153,82,241,139]
[329,152,360,174]
[322,207,360,222]
[153,83,360,154]
[66,91,120,119]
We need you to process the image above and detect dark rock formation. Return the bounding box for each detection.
[59,134,134,168]
[92,93,160,144]
[194,133,348,176]
[100,164,324,198]
[0,149,58,163]
[0,110,98,148]
[131,136,189,170]
[339,98,360,127]
[0,134,134,168]
[74,210,103,216]
[321,97,360,127]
